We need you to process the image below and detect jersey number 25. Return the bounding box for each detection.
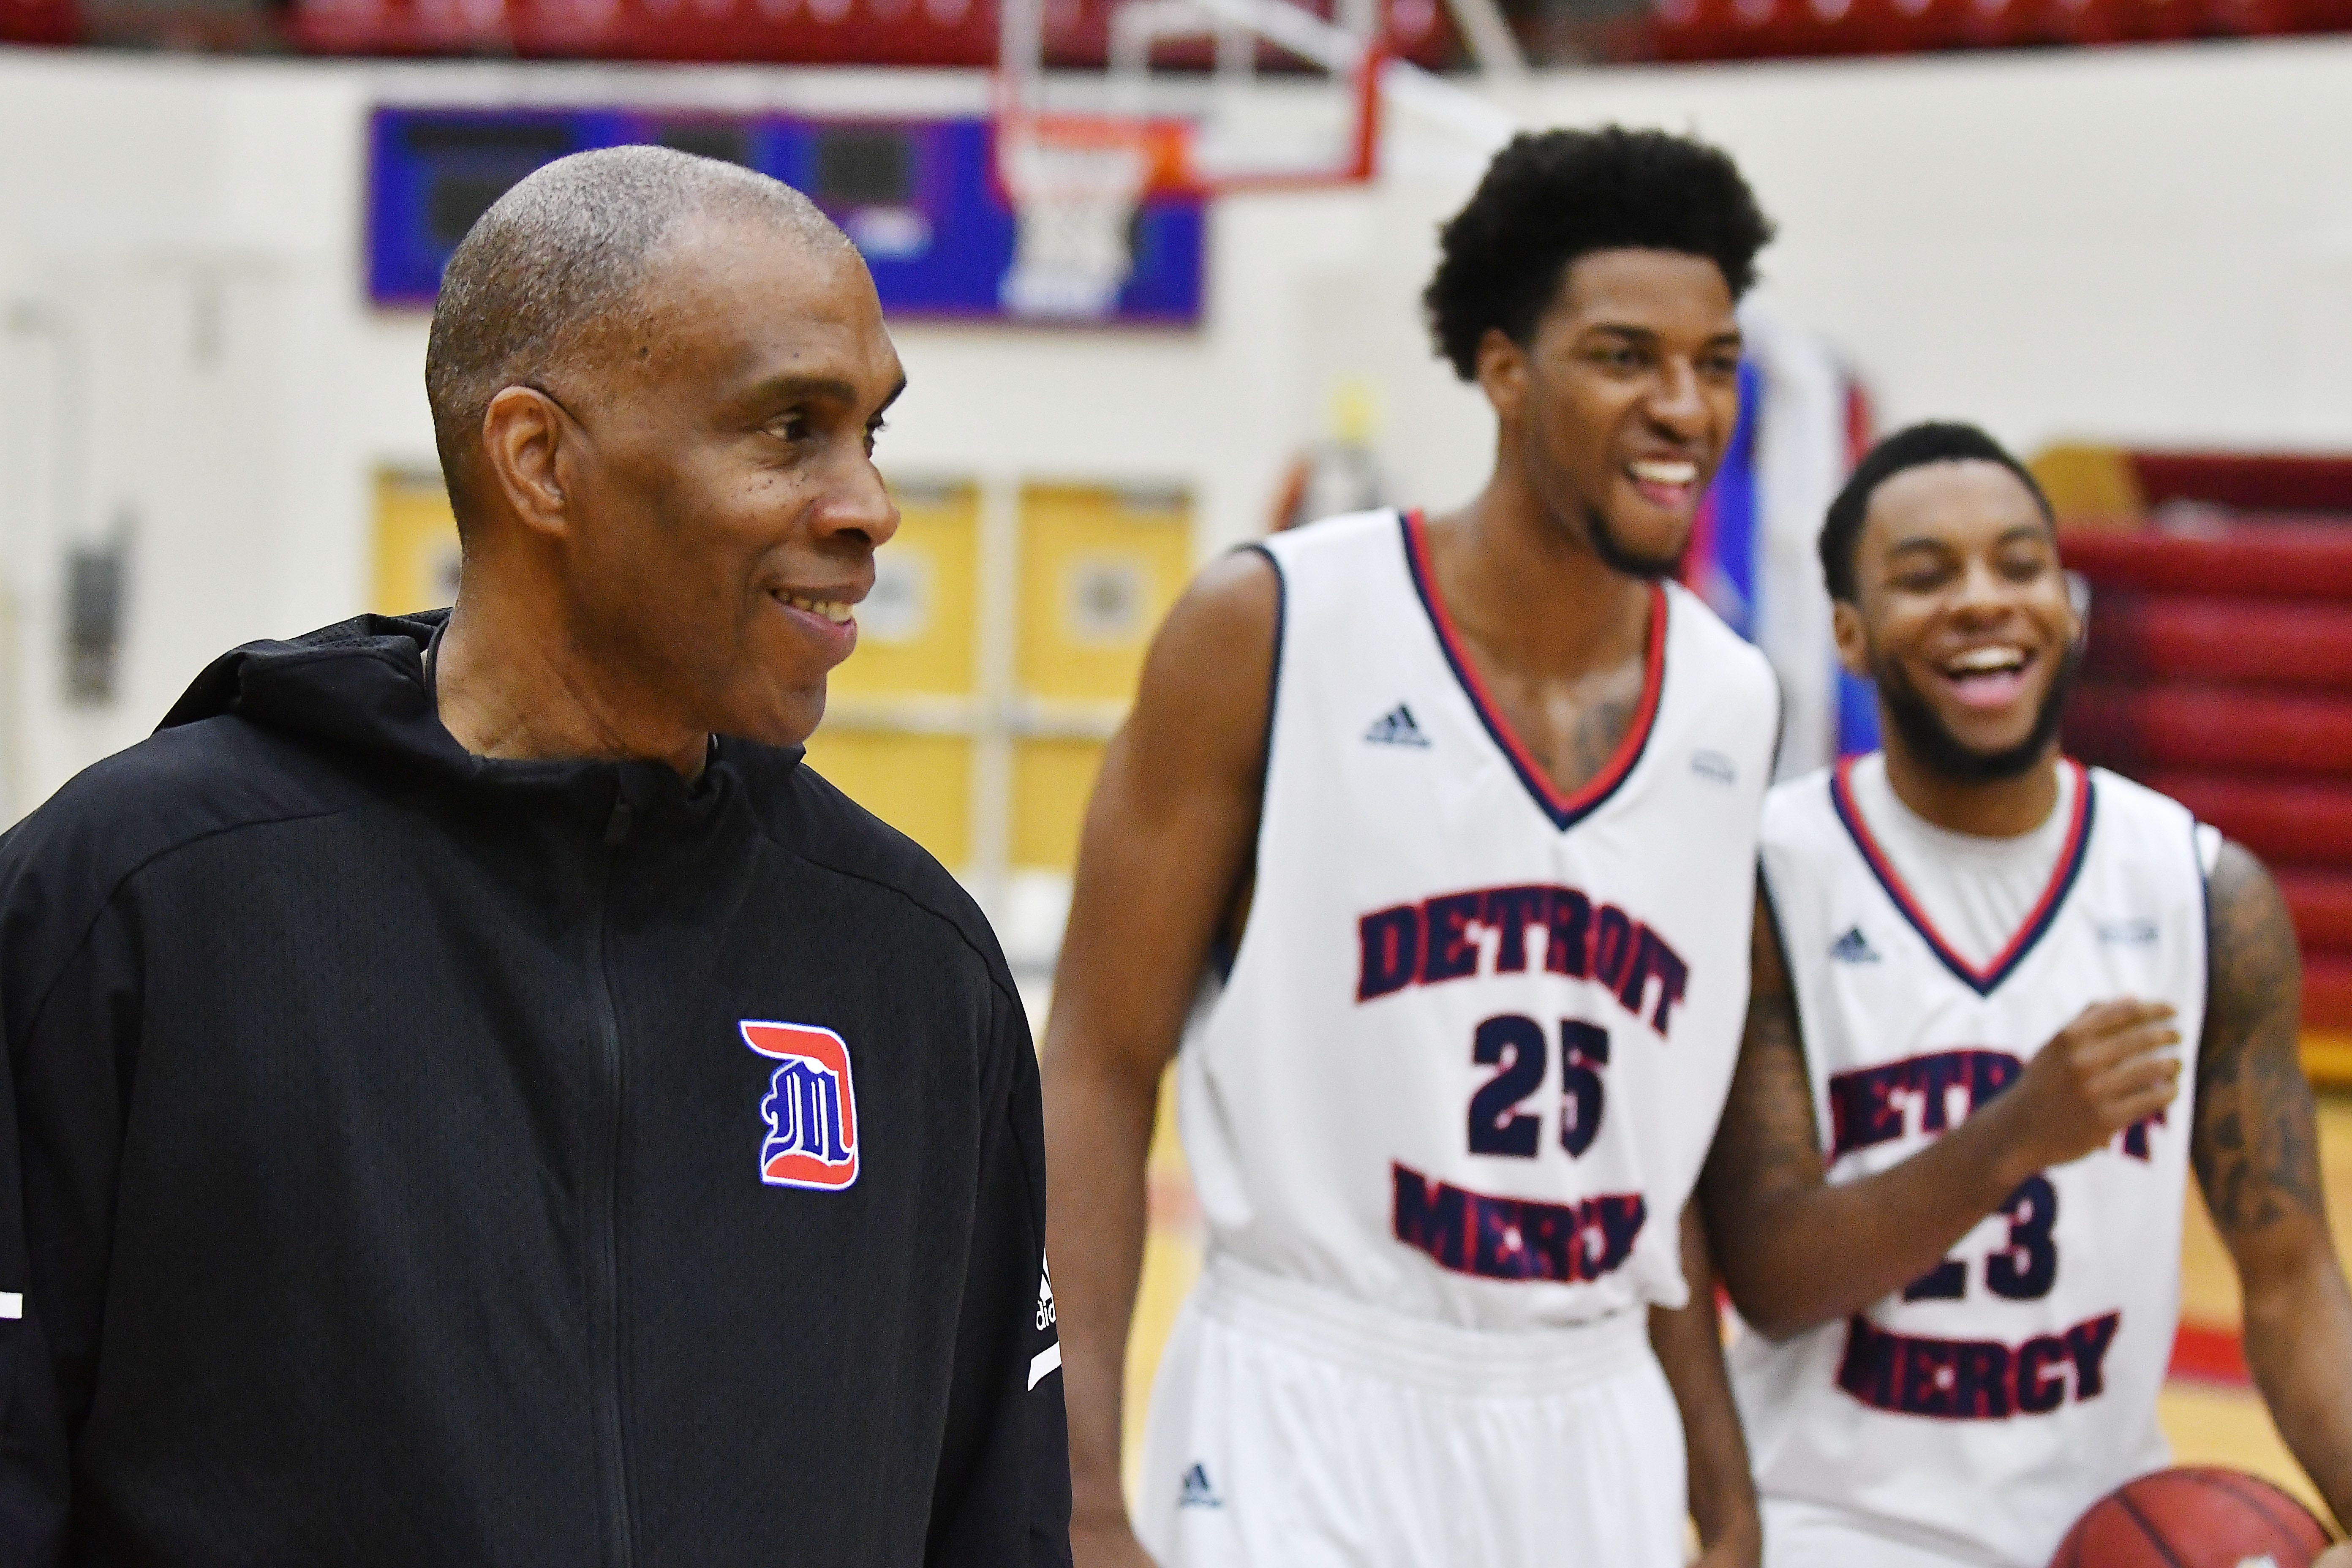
[1467,1014,1610,1159]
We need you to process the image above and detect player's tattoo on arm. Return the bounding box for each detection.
[2192,839,2325,1239]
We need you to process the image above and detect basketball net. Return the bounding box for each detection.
[993,0,1519,322]
[998,117,1166,321]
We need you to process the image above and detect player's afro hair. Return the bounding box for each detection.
[1422,126,1775,383]
[1819,422,2055,604]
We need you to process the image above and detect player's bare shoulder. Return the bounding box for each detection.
[1122,542,1282,791]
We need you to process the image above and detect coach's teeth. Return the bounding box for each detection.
[1630,460,1699,486]
[781,593,854,625]
[1947,645,2025,674]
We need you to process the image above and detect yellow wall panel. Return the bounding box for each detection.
[373,471,462,616]
[2028,443,2145,523]
[1016,485,1192,705]
[1013,737,1105,871]
[834,482,981,700]
[800,730,973,869]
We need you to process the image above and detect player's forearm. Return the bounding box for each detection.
[1650,1208,1760,1562]
[1041,1049,1161,1524]
[1726,1103,2042,1339]
[1648,1294,1761,1562]
[2242,1251,2352,1532]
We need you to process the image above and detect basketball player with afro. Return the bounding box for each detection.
[1699,422,2352,1565]
[1045,128,1782,1567]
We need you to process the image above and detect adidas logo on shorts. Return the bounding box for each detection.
[1179,1462,1222,1509]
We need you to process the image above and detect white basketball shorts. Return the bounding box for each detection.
[1135,1256,1688,1568]
[1762,1497,1998,1568]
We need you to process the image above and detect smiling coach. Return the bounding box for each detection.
[0,148,1070,1566]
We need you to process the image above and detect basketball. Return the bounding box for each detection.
[2050,1467,2335,1567]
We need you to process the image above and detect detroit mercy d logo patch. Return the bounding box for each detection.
[740,1021,860,1191]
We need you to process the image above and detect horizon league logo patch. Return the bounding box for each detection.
[742,1021,860,1191]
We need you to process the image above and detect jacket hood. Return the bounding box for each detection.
[161,609,468,767]
[158,610,800,798]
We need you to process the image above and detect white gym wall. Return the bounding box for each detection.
[0,36,2348,824]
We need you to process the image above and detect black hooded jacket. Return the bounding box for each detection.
[0,612,1070,1566]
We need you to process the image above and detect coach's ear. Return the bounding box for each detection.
[1831,597,1873,683]
[1475,327,1529,423]
[480,384,578,540]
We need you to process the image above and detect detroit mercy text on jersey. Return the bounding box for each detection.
[1732,758,2212,1566]
[1176,509,1779,1332]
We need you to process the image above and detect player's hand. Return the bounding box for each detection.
[2312,1542,2352,1568]
[1689,1527,1762,1568]
[1998,999,2181,1173]
[1070,1508,1159,1568]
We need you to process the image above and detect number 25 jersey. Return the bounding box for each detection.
[1176,510,1780,1332]
[1731,758,2211,1566]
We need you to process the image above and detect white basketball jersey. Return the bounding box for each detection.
[1732,757,2212,1567]
[1176,509,1780,1332]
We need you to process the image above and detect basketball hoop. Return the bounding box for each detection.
[991,0,1522,321]
[997,113,1192,321]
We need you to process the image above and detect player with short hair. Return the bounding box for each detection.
[1698,421,2352,1566]
[1045,127,1780,1568]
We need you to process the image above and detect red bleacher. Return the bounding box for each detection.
[1652,0,2352,59]
[2062,477,2352,1038]
[0,0,78,42]
[289,0,1453,66]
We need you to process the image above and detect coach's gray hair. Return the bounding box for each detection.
[423,144,847,528]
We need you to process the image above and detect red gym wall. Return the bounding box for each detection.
[2059,454,2352,1067]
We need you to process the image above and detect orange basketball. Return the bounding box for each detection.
[2050,1467,2334,1567]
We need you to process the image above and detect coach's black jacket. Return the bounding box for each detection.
[0,611,1071,1567]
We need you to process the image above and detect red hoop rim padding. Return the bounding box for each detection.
[991,35,1388,202]
[996,110,1202,199]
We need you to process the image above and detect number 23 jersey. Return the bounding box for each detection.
[1176,509,1780,1332]
[1731,757,2212,1566]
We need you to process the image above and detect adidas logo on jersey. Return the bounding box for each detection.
[1179,1462,1222,1509]
[1363,704,1431,748]
[1829,926,1882,965]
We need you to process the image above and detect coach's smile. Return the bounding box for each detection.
[768,580,866,663]
[775,591,856,625]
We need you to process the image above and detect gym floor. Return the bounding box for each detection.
[1116,1076,2352,1519]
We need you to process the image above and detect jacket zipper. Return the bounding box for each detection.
[590,796,637,1568]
